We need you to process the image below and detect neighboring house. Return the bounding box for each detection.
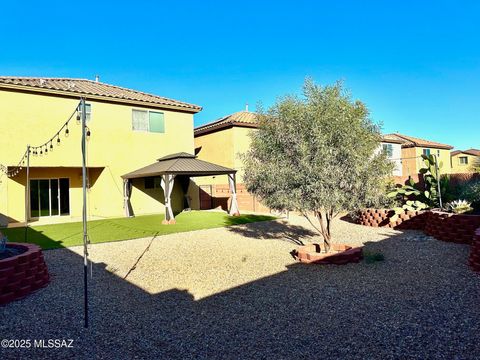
[0,77,203,225]
[382,133,453,178]
[379,136,403,177]
[193,110,406,211]
[193,110,268,212]
[451,149,480,173]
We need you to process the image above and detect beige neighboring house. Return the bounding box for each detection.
[193,110,268,212]
[382,133,453,179]
[451,149,480,173]
[380,136,404,177]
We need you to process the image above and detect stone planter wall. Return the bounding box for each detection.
[0,243,50,306]
[424,211,480,245]
[356,209,427,230]
[468,229,480,272]
[357,209,480,272]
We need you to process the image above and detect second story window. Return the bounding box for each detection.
[382,143,393,158]
[423,148,431,156]
[79,103,92,122]
[459,156,468,165]
[132,109,165,133]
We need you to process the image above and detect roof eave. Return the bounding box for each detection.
[194,121,258,137]
[0,83,202,114]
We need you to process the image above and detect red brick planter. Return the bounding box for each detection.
[469,229,480,272]
[295,243,363,265]
[357,209,480,272]
[0,243,50,306]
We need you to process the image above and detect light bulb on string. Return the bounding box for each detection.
[50,142,53,150]
[86,128,91,139]
[57,137,61,145]
[45,145,48,153]
[65,127,69,136]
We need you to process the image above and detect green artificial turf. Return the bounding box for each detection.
[2,211,275,250]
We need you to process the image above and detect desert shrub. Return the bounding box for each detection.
[460,179,480,211]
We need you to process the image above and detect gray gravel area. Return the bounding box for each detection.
[1,216,480,359]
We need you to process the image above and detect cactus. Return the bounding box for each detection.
[387,154,441,222]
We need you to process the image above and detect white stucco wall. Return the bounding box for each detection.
[378,142,402,177]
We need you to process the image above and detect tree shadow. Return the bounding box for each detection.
[225,217,318,245]
[1,222,479,359]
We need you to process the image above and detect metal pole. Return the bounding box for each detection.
[81,98,89,328]
[434,154,442,209]
[24,145,30,242]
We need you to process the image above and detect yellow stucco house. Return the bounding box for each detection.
[193,110,267,212]
[382,133,453,179]
[0,76,223,226]
[451,149,480,173]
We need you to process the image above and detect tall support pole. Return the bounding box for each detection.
[81,98,89,328]
[24,145,30,242]
[434,154,443,209]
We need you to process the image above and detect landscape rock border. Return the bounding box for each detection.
[357,208,480,272]
[0,242,50,305]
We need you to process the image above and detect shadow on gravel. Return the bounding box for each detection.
[2,223,479,360]
[225,219,317,245]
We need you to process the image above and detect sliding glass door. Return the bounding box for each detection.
[30,178,70,218]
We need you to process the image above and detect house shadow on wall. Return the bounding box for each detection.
[2,221,478,359]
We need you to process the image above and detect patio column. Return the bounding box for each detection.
[123,179,134,217]
[161,174,176,224]
[228,173,240,216]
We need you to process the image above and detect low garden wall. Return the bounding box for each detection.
[468,229,480,272]
[357,209,480,272]
[0,243,50,305]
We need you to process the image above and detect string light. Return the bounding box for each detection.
[1,100,86,179]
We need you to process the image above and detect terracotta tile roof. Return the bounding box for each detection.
[451,149,480,157]
[381,135,404,144]
[194,111,258,136]
[383,133,453,150]
[0,77,201,112]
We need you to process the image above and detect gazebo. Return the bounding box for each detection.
[121,152,239,224]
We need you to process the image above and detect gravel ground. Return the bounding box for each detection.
[1,215,480,359]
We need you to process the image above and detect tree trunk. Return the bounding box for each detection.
[315,210,332,252]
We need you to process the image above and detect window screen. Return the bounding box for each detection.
[132,110,149,131]
[382,144,393,158]
[149,111,165,133]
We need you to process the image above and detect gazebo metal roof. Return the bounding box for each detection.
[121,152,236,179]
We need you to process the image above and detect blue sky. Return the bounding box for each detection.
[1,0,478,149]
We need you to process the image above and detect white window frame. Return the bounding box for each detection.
[29,178,70,218]
[79,103,92,122]
[459,156,468,165]
[132,109,165,133]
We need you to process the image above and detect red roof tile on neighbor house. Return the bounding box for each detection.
[451,149,480,157]
[0,77,202,112]
[194,111,258,136]
[383,133,453,150]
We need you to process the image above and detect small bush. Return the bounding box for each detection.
[460,179,480,211]
[364,252,385,264]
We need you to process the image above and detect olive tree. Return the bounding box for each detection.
[243,80,393,251]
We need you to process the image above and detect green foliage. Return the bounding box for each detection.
[387,154,442,221]
[460,179,480,210]
[470,158,480,173]
[364,252,385,264]
[242,79,393,248]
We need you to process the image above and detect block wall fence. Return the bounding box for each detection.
[357,209,480,272]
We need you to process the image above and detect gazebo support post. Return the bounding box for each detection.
[228,173,240,216]
[123,179,133,217]
[161,174,176,224]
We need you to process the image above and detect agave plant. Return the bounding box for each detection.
[446,200,473,214]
